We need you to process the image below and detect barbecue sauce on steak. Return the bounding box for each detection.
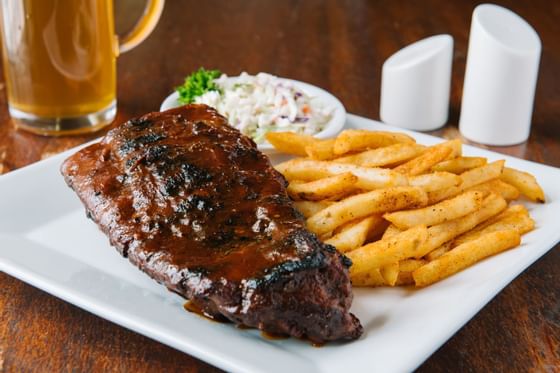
[61,104,363,343]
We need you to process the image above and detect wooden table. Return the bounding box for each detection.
[1,0,558,371]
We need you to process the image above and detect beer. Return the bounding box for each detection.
[0,0,164,135]
[0,0,116,119]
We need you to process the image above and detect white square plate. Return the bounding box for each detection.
[1,114,559,373]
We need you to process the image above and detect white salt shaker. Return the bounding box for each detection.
[380,34,453,131]
[459,4,541,146]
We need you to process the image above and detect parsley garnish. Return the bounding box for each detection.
[176,68,222,104]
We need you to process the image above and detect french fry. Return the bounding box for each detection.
[276,158,409,189]
[307,186,428,235]
[427,160,505,204]
[304,139,337,160]
[381,224,403,239]
[332,219,351,235]
[400,258,429,272]
[408,172,462,192]
[426,186,460,205]
[380,262,399,286]
[351,269,386,287]
[461,160,505,189]
[473,204,528,231]
[466,179,520,201]
[287,172,358,201]
[383,190,486,229]
[394,140,461,176]
[334,143,425,168]
[275,158,328,180]
[424,242,452,261]
[452,208,535,247]
[415,193,507,258]
[293,200,332,218]
[395,259,428,286]
[319,231,333,240]
[271,127,544,289]
[445,138,463,159]
[413,230,521,287]
[500,167,545,203]
[333,129,416,155]
[347,225,428,275]
[265,132,314,156]
[325,215,383,253]
[432,156,487,174]
[395,272,414,286]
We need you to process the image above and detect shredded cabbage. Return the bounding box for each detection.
[194,72,333,144]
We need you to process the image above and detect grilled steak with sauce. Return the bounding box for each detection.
[61,104,362,343]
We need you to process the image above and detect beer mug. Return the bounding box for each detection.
[0,0,165,136]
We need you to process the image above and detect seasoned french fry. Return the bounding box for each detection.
[415,193,507,258]
[500,167,545,203]
[426,186,460,205]
[265,132,314,156]
[319,231,333,240]
[275,158,328,180]
[394,140,461,176]
[271,127,544,290]
[452,208,535,247]
[413,230,521,287]
[427,160,505,204]
[381,224,403,240]
[325,215,382,253]
[408,172,462,192]
[431,156,487,174]
[445,138,463,159]
[383,190,485,229]
[395,272,415,286]
[347,225,428,275]
[333,129,416,155]
[424,242,452,261]
[399,258,429,272]
[351,269,386,287]
[466,179,520,201]
[293,200,332,218]
[395,259,428,286]
[380,262,399,286]
[307,186,428,235]
[276,158,409,189]
[304,139,337,160]
[287,172,358,201]
[461,160,505,189]
[473,204,528,231]
[334,143,425,168]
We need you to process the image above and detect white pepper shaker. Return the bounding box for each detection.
[459,4,541,146]
[380,34,454,131]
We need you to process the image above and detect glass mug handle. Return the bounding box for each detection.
[117,0,166,54]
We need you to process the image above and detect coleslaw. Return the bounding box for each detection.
[193,72,334,144]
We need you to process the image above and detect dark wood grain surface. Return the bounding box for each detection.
[1,0,559,372]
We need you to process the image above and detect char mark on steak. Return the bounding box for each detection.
[61,104,362,343]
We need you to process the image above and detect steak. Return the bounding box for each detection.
[61,104,363,343]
